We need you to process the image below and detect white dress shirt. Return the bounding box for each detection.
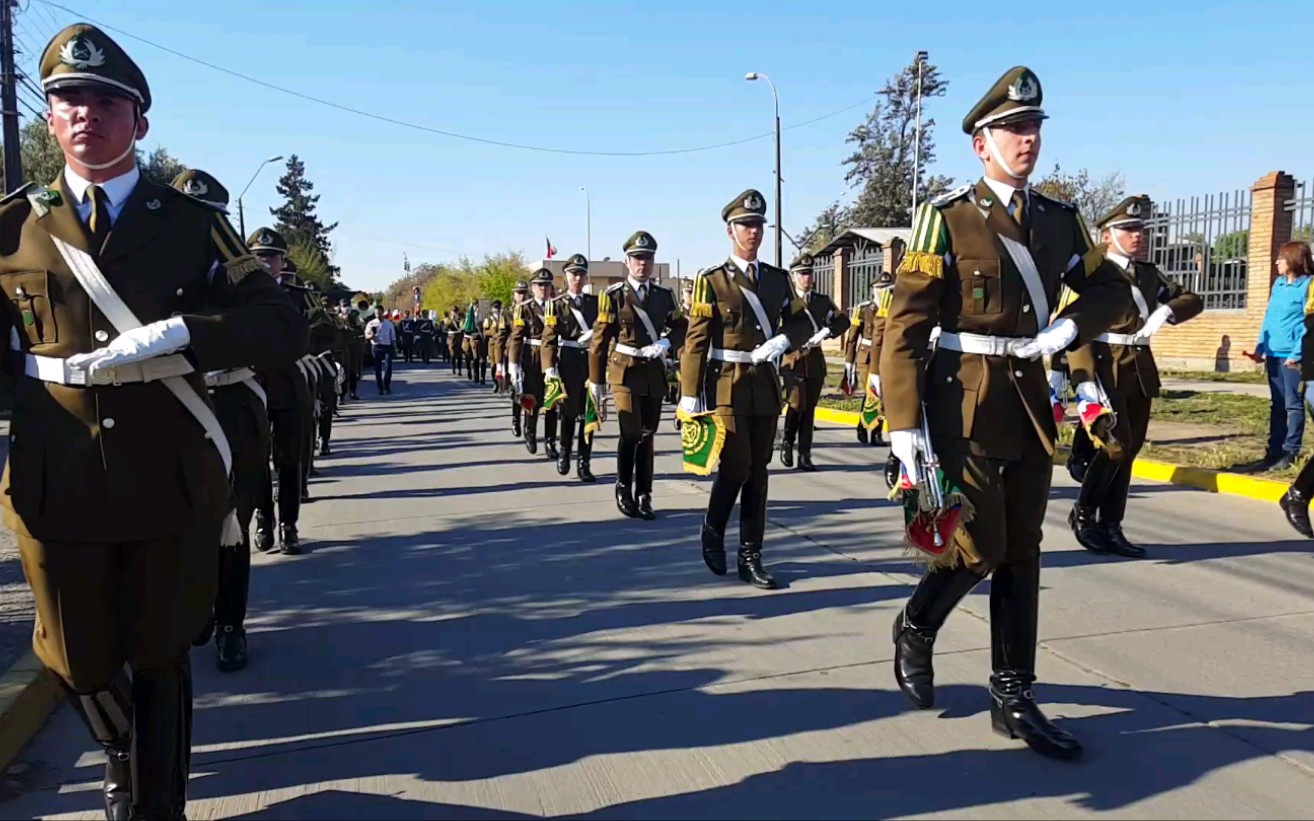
[63,164,140,226]
[366,317,397,346]
[730,254,758,281]
[982,175,1030,217]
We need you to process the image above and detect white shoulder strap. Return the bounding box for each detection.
[995,234,1050,328]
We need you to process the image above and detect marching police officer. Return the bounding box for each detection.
[881,66,1133,760]
[171,169,272,676]
[845,276,892,446]
[485,299,508,393]
[447,304,465,376]
[505,283,527,432]
[779,252,851,470]
[249,228,314,555]
[399,310,416,362]
[509,269,559,455]
[591,233,687,517]
[2,24,307,818]
[416,309,435,364]
[1066,195,1202,558]
[312,292,346,456]
[679,192,815,588]
[462,299,484,382]
[278,260,320,502]
[543,254,600,482]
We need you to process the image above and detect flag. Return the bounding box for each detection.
[859,383,884,432]
[519,392,537,413]
[677,407,727,476]
[583,387,602,441]
[896,465,974,571]
[543,376,566,412]
[546,237,557,259]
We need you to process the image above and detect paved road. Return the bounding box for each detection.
[3,364,1313,819]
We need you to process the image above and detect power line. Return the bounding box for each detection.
[32,0,874,158]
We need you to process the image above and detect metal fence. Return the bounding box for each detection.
[1141,188,1252,311]
[1284,179,1314,247]
[813,253,835,298]
[846,241,884,305]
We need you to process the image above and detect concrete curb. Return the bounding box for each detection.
[0,649,56,773]
[813,405,1289,504]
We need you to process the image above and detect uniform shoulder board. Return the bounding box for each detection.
[161,183,224,213]
[604,281,626,294]
[855,299,872,309]
[931,184,972,207]
[1031,189,1076,210]
[2,182,35,207]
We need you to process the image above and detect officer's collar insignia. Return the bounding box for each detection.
[182,179,208,196]
[145,199,160,210]
[59,36,106,69]
[1007,71,1039,102]
[745,194,764,211]
[259,231,273,246]
[1127,201,1142,217]
[35,187,61,206]
[979,197,992,207]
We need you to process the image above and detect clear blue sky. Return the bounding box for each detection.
[14,0,1314,293]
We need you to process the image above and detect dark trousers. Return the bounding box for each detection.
[258,405,304,528]
[418,335,433,363]
[1077,395,1153,524]
[373,344,394,392]
[558,412,592,462]
[213,388,269,630]
[783,375,824,453]
[616,390,662,495]
[400,333,415,362]
[1266,355,1304,458]
[706,415,778,546]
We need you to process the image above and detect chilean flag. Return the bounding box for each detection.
[546,237,557,259]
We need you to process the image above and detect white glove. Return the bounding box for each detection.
[679,395,704,416]
[588,381,609,421]
[496,363,505,378]
[1135,304,1174,342]
[638,338,671,359]
[845,363,857,384]
[1074,380,1103,407]
[805,327,830,348]
[64,316,190,375]
[545,366,560,380]
[750,334,791,364]
[1011,318,1077,361]
[868,373,881,395]
[888,428,928,471]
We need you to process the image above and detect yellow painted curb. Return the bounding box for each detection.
[815,404,1289,504]
[0,649,57,773]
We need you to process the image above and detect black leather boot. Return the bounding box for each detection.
[797,451,816,471]
[701,524,727,576]
[253,510,274,552]
[131,659,193,819]
[215,624,248,673]
[279,523,301,555]
[737,544,777,589]
[511,406,522,438]
[1068,504,1111,554]
[615,440,638,517]
[615,484,639,518]
[60,673,133,820]
[1280,487,1314,537]
[1101,522,1148,559]
[635,436,656,520]
[892,565,984,709]
[637,494,655,520]
[524,413,539,455]
[780,410,796,468]
[555,416,572,475]
[577,422,596,483]
[856,422,869,444]
[988,561,1082,760]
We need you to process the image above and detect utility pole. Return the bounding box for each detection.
[1,0,22,194]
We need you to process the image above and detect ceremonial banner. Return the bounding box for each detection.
[519,392,537,413]
[583,389,602,442]
[893,465,975,571]
[859,383,884,432]
[677,408,727,476]
[543,376,566,412]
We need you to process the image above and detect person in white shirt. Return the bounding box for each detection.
[364,305,398,394]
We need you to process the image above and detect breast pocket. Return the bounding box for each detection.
[0,271,59,347]
[959,258,1002,316]
[718,301,742,330]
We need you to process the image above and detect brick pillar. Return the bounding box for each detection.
[834,247,852,309]
[1246,171,1296,321]
[882,238,906,282]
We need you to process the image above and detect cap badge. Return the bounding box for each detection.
[145,199,160,210]
[636,234,650,248]
[745,194,764,211]
[259,231,274,246]
[1127,201,1142,217]
[182,179,208,196]
[1007,72,1039,103]
[59,36,106,70]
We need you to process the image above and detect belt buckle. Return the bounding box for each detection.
[64,362,89,387]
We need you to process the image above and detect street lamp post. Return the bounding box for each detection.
[911,51,928,221]
[580,186,591,261]
[237,154,285,238]
[745,72,782,268]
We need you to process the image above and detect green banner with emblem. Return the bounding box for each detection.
[860,384,884,432]
[678,410,727,476]
[543,376,566,412]
[583,387,602,442]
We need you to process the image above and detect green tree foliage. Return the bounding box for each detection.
[285,238,340,290]
[1032,163,1126,230]
[5,120,188,189]
[270,154,339,277]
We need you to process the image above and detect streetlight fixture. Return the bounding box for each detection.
[910,51,928,222]
[580,186,591,261]
[745,71,782,268]
[237,154,284,238]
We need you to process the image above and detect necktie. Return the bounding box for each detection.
[746,263,756,283]
[638,284,647,303]
[88,184,111,249]
[1009,190,1026,229]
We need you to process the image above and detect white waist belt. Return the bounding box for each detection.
[936,331,1033,357]
[1095,332,1147,347]
[25,352,194,386]
[205,367,257,388]
[709,347,754,364]
[560,339,586,349]
[527,339,542,347]
[614,343,645,358]
[859,337,873,348]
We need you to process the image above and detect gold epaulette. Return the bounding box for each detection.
[597,289,614,323]
[225,255,264,286]
[898,251,943,279]
[690,271,714,318]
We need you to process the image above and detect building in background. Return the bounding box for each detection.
[525,258,677,294]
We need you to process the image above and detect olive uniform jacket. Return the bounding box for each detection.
[0,175,308,543]
[1065,255,1203,399]
[590,280,687,398]
[880,180,1135,459]
[845,287,893,380]
[507,299,550,373]
[484,310,508,366]
[781,290,850,380]
[679,259,817,417]
[542,291,599,417]
[256,280,316,413]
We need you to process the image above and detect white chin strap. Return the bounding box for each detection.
[52,104,140,170]
[1110,230,1132,257]
[983,127,1025,181]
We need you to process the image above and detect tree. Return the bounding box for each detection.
[797,201,851,253]
[285,238,339,291]
[382,262,444,310]
[1033,163,1126,231]
[837,57,955,229]
[270,154,339,276]
[138,147,186,185]
[8,119,189,189]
